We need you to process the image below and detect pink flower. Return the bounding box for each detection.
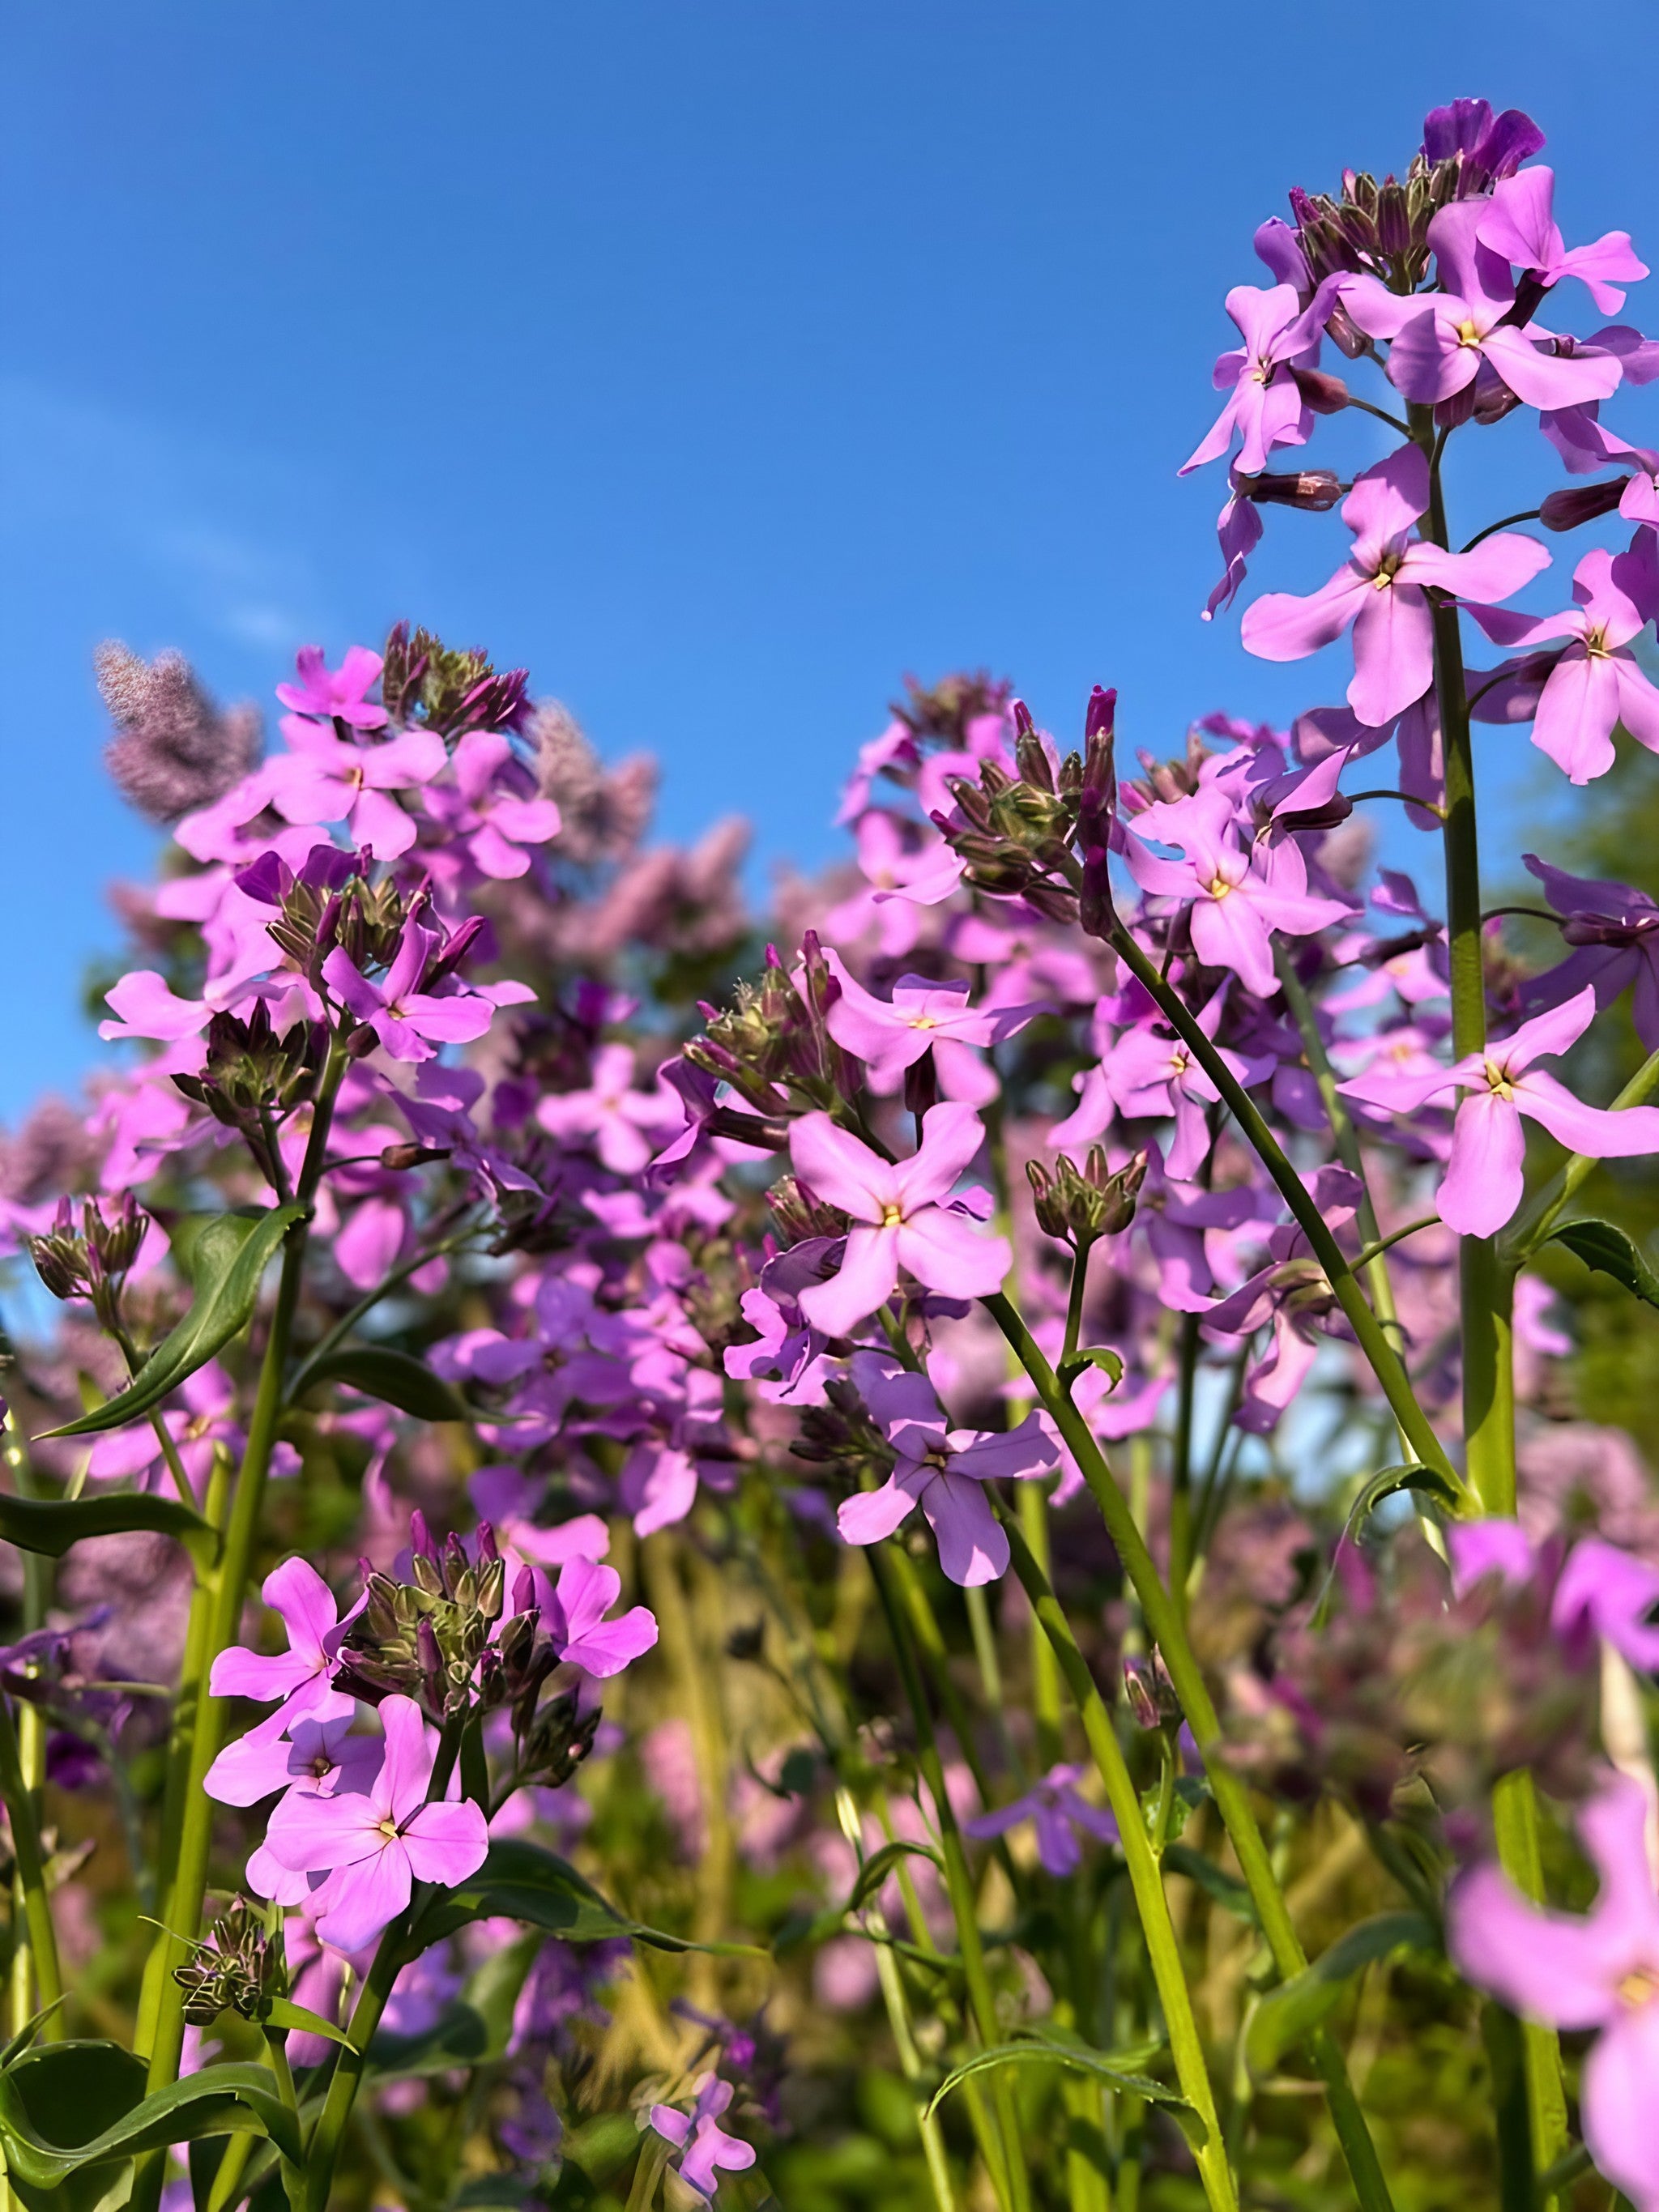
[322,919,504,1063]
[205,1711,381,1810]
[1180,276,1348,477]
[1340,985,1659,1238]
[1471,546,1659,783]
[264,1694,489,1954]
[275,644,388,731]
[1477,166,1648,317]
[207,1558,356,1732]
[963,1762,1119,1874]
[822,811,964,956]
[1123,785,1353,999]
[532,1555,659,1677]
[535,1044,680,1174]
[837,1352,1056,1585]
[1346,201,1625,411]
[649,2076,756,2202]
[98,970,214,1043]
[788,1104,1011,1336]
[1240,444,1550,727]
[269,727,446,860]
[1449,1776,1659,2212]
[429,731,564,879]
[822,954,1042,1106]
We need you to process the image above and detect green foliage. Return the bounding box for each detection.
[45,1204,307,1437]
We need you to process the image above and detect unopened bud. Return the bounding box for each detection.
[380,1141,450,1170]
[1542,477,1631,531]
[1289,364,1350,415]
[1234,468,1343,512]
[1124,1653,1180,1729]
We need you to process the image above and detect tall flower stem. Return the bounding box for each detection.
[996,1509,1238,2212]
[301,1726,463,2212]
[1101,923,1461,1497]
[1418,417,1569,2190]
[0,1695,61,2023]
[130,1038,349,2212]
[984,1294,1397,2212]
[868,1547,1030,2212]
[0,1401,55,2040]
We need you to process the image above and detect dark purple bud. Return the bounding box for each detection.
[1542,478,1631,531]
[423,913,486,987]
[1085,685,1116,745]
[476,1521,499,1566]
[379,1142,450,1170]
[1235,468,1344,512]
[1011,697,1036,741]
[513,1566,537,1617]
[410,1510,438,1564]
[234,852,294,907]
[1289,364,1350,416]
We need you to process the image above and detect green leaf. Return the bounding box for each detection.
[291,1343,466,1421]
[0,2044,300,2202]
[1309,1464,1463,1624]
[1246,1912,1435,2077]
[0,1490,217,1568]
[1546,1217,1659,1308]
[846,1839,943,1914]
[45,1205,308,1438]
[924,2035,1186,2123]
[1162,1843,1258,1924]
[408,1839,766,1960]
[1058,1345,1124,1390]
[262,1996,356,2050]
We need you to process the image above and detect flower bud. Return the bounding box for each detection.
[1289,364,1350,415]
[1234,468,1344,512]
[1542,477,1631,531]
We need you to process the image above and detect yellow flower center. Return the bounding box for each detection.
[881,1203,905,1227]
[1483,1056,1515,1101]
[1618,1968,1659,2009]
[377,1818,401,1841]
[1208,875,1233,899]
[1456,318,1482,346]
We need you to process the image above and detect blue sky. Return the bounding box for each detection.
[5,0,1659,1120]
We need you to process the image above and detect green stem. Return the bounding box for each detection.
[0,1698,60,2019]
[1,1404,54,2043]
[1105,923,1461,1496]
[284,1216,479,1401]
[869,1549,1030,2212]
[301,1726,463,2210]
[985,1294,1397,2212]
[997,1510,1236,2212]
[262,2028,306,2211]
[1018,1484,1065,1772]
[130,1040,348,2212]
[1169,1315,1201,1614]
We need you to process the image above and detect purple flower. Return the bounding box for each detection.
[535,1043,680,1174]
[1421,100,1544,190]
[264,1694,489,1953]
[788,1104,1012,1337]
[1519,854,1659,1049]
[322,919,505,1063]
[822,955,1042,1106]
[1240,445,1550,727]
[1180,276,1347,478]
[963,1762,1120,1875]
[268,726,446,861]
[207,1558,356,1732]
[206,1711,381,1809]
[1478,166,1648,316]
[822,812,965,957]
[1123,785,1353,999]
[533,1555,659,1677]
[1448,1519,1659,1673]
[275,644,388,731]
[1448,1776,1659,2212]
[1340,985,1659,1238]
[837,1351,1056,1586]
[1345,202,1624,411]
[649,2075,756,2202]
[1054,987,1273,1178]
[1471,547,1659,783]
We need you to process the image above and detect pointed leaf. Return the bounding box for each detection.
[291,1344,466,1421]
[45,1205,308,1437]
[262,1997,356,2050]
[0,2046,300,2193]
[0,1490,217,1568]
[1547,1217,1659,1308]
[1162,1843,1258,1924]
[1246,1912,1435,2077]
[1059,1346,1124,1390]
[925,2037,1187,2122]
[846,1839,943,1915]
[407,1839,766,1960]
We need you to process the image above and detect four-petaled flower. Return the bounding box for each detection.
[265,1694,489,1953]
[1471,546,1659,783]
[275,644,389,731]
[964,1762,1120,1875]
[823,954,1042,1106]
[787,1103,1012,1337]
[208,1558,356,1733]
[837,1351,1057,1585]
[1181,276,1347,478]
[649,2075,756,2202]
[1241,444,1550,728]
[1340,985,1659,1238]
[322,919,503,1063]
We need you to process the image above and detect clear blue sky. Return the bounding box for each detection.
[5,0,1659,1120]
